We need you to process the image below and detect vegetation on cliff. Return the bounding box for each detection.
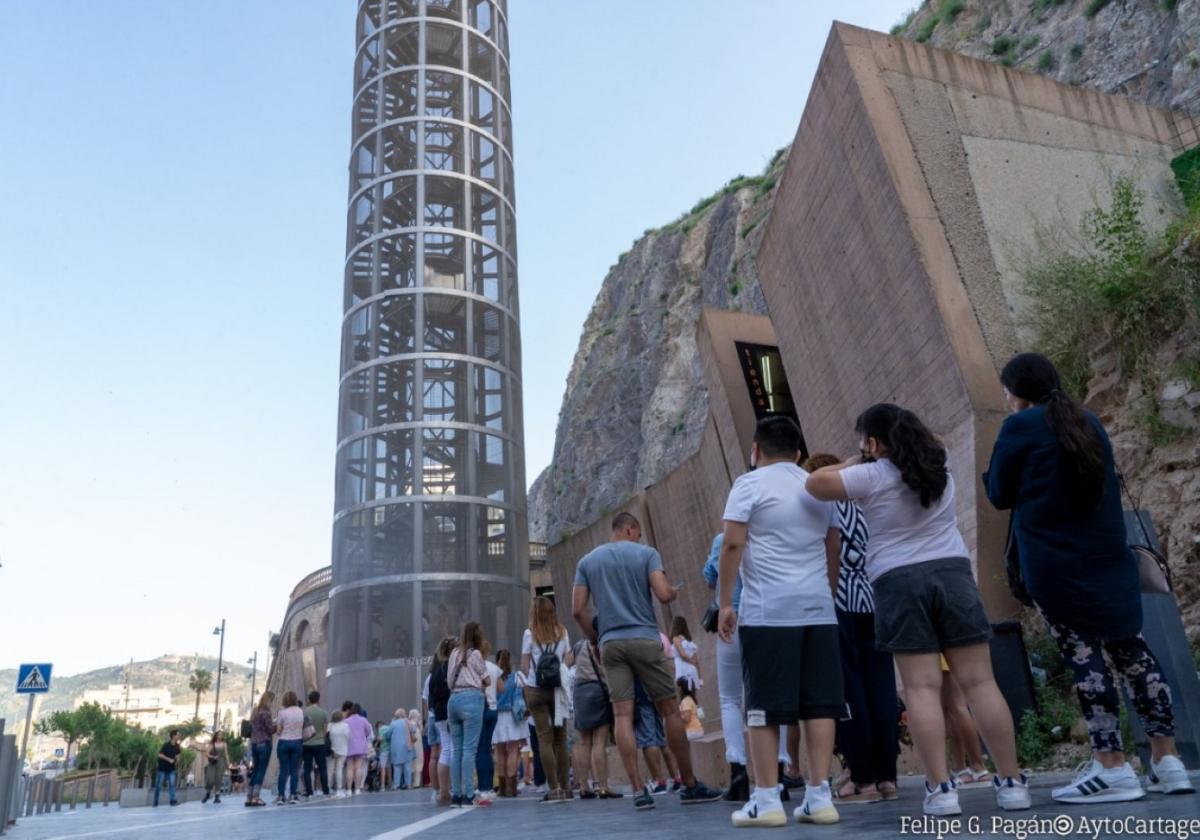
[1024,176,1200,435]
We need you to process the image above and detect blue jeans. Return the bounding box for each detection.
[276,739,303,798]
[448,691,485,799]
[153,770,176,805]
[475,705,498,792]
[249,741,271,788]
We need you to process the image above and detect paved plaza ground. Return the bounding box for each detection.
[6,772,1200,840]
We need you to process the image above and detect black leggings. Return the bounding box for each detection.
[1043,615,1174,752]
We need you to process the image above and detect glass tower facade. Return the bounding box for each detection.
[326,0,527,713]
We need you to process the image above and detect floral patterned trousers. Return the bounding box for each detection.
[1043,615,1175,752]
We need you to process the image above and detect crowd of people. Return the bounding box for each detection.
[159,352,1194,828]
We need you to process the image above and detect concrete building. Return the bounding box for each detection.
[326,0,528,716]
[74,686,241,732]
[540,23,1190,783]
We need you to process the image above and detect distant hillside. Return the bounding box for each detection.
[0,655,265,725]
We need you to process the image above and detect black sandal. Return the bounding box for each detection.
[579,790,598,799]
[598,789,624,799]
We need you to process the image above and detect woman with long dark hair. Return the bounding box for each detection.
[807,404,1030,818]
[425,636,457,805]
[986,352,1194,801]
[202,730,229,804]
[446,621,492,807]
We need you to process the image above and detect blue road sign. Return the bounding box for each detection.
[16,663,52,694]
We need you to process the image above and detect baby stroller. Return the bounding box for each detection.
[365,755,383,792]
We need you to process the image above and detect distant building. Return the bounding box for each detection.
[74,685,240,731]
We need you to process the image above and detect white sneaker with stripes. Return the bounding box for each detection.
[1147,755,1196,795]
[1052,761,1145,804]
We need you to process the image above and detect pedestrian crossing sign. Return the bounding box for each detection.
[16,663,52,694]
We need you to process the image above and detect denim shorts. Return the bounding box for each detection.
[427,714,440,745]
[872,557,993,654]
[633,679,665,748]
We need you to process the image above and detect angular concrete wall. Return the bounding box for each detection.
[756,22,1181,619]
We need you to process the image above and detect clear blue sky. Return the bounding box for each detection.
[0,0,914,677]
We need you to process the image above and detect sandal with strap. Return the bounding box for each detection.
[834,781,882,804]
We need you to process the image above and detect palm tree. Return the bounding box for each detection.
[188,668,212,722]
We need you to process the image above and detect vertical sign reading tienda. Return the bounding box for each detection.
[326,0,528,714]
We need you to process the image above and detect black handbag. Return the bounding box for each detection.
[701,600,720,633]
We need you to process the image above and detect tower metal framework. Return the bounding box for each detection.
[326,0,526,713]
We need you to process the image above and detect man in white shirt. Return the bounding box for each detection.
[718,416,843,828]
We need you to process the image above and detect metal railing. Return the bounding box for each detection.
[14,770,124,819]
[289,566,332,602]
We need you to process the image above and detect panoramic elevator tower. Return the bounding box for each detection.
[326,0,527,712]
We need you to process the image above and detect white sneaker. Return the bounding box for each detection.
[1052,760,1145,803]
[923,781,962,816]
[993,774,1032,811]
[1147,755,1196,795]
[732,791,786,828]
[794,782,839,825]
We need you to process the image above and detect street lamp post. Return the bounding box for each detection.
[247,651,258,710]
[212,619,225,733]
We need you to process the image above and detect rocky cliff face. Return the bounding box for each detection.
[527,156,785,544]
[896,0,1200,111]
[1088,329,1200,635]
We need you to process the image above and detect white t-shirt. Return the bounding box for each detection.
[521,628,570,688]
[722,461,837,626]
[674,637,700,688]
[328,720,350,757]
[838,458,968,582]
[484,660,503,709]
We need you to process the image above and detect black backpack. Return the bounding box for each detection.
[535,640,562,689]
[429,660,451,719]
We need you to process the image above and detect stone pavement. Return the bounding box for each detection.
[5,772,1199,840]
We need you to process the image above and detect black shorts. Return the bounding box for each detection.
[740,624,844,725]
[872,557,993,653]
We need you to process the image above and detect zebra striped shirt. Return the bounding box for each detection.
[834,501,874,614]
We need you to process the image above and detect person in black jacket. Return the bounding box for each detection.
[984,353,1194,803]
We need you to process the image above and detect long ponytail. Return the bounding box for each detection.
[1001,353,1105,508]
[855,404,949,508]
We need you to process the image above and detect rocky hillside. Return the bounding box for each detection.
[894,0,1199,111]
[1089,330,1200,635]
[0,655,265,725]
[527,152,787,544]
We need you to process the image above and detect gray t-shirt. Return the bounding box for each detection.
[574,541,664,644]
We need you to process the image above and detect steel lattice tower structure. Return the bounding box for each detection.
[326,0,527,713]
